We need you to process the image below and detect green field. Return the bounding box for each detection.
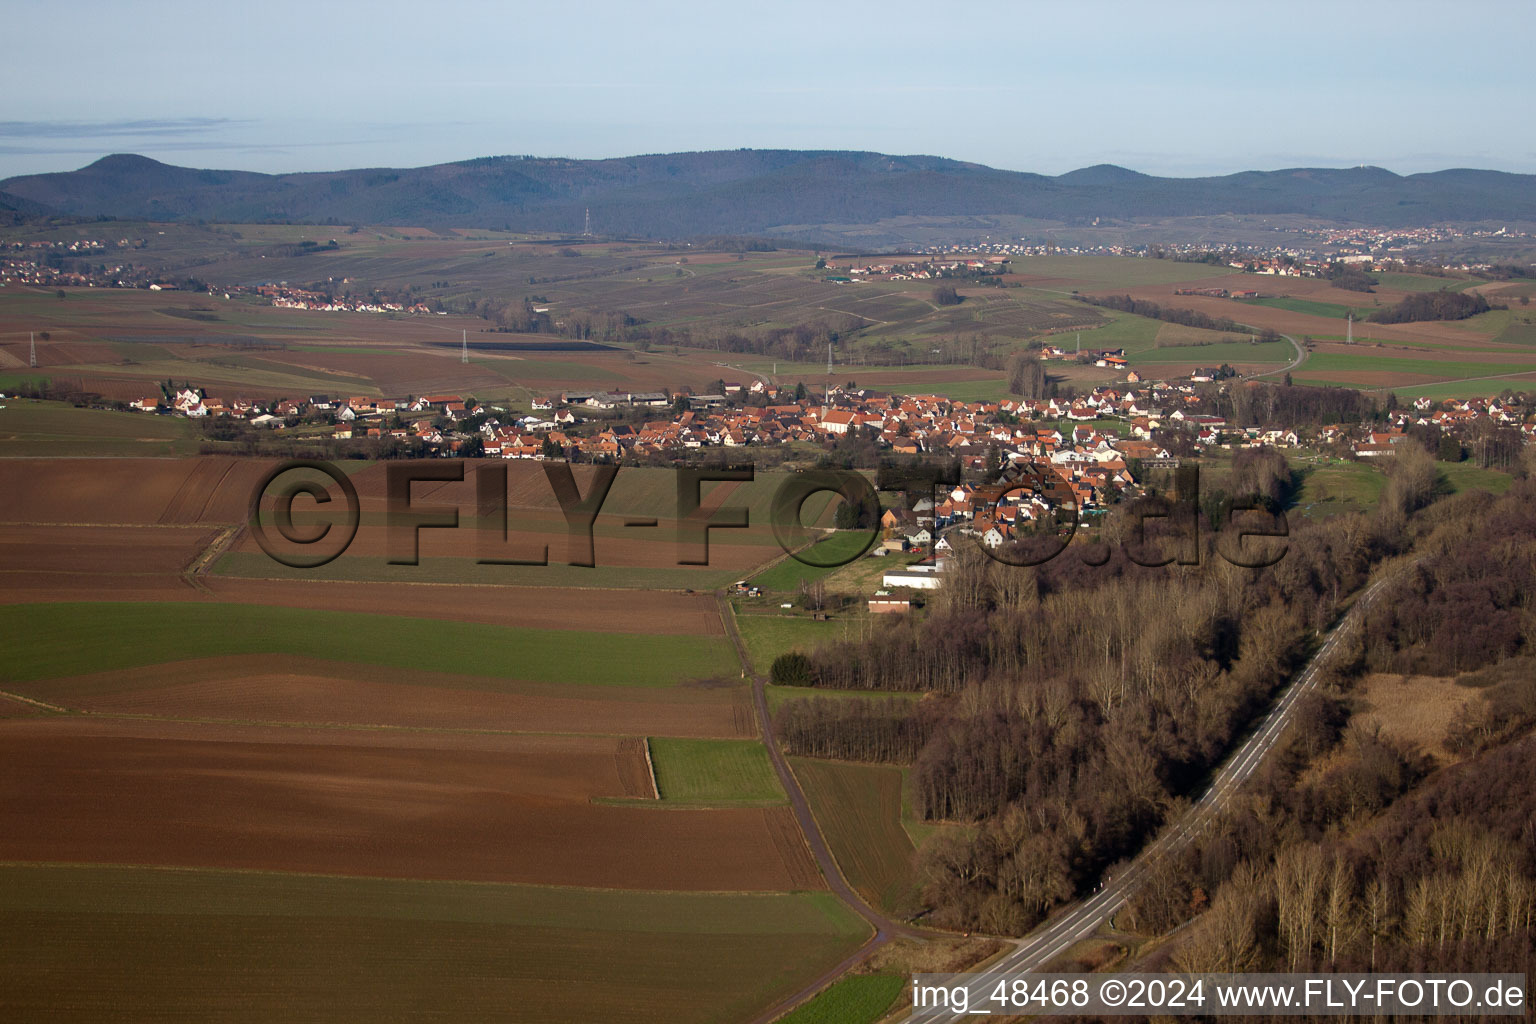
[1438,460,1514,495]
[774,974,904,1024]
[791,758,919,915]
[0,865,867,1024]
[750,531,879,592]
[1295,352,1535,380]
[0,602,737,690]
[882,377,1011,401]
[734,613,846,675]
[1245,296,1372,320]
[1065,310,1163,352]
[1290,457,1387,517]
[1378,375,1536,399]
[1134,339,1292,365]
[1440,307,1523,337]
[1495,319,1536,345]
[0,399,199,456]
[649,738,787,805]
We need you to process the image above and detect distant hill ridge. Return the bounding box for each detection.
[4,149,1533,238]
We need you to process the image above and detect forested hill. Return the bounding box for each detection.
[4,150,1535,238]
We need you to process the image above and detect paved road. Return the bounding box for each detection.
[1244,330,1307,380]
[919,572,1393,1022]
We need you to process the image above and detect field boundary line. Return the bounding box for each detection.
[186,524,241,586]
[0,689,71,714]
[641,736,660,800]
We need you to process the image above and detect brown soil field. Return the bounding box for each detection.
[616,736,659,797]
[1136,358,1293,378]
[333,460,718,510]
[231,521,774,571]
[201,577,726,632]
[854,367,1015,386]
[0,716,818,890]
[0,452,758,536]
[280,350,509,395]
[0,524,216,575]
[0,457,273,525]
[0,340,121,366]
[1309,340,1534,366]
[0,570,201,603]
[3,282,735,397]
[0,694,47,719]
[39,654,754,737]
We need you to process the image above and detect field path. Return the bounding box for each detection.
[716,591,940,1024]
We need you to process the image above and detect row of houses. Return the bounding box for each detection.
[123,369,1536,471]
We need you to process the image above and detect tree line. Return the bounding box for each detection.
[1077,294,1282,341]
[1368,289,1494,324]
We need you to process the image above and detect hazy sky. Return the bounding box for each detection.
[3,0,1532,180]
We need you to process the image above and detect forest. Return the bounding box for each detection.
[768,445,1536,989]
[770,449,1444,934]
[1117,476,1536,988]
[1368,289,1494,323]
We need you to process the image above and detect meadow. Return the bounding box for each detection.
[650,738,786,805]
[1289,456,1387,517]
[734,613,847,675]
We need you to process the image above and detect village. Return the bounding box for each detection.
[919,224,1533,278]
[104,367,1536,571]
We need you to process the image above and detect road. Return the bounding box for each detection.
[1244,329,1307,380]
[716,592,934,1024]
[919,571,1394,1021]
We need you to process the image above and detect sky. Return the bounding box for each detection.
[3,0,1533,181]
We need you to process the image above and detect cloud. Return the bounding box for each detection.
[0,118,249,139]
